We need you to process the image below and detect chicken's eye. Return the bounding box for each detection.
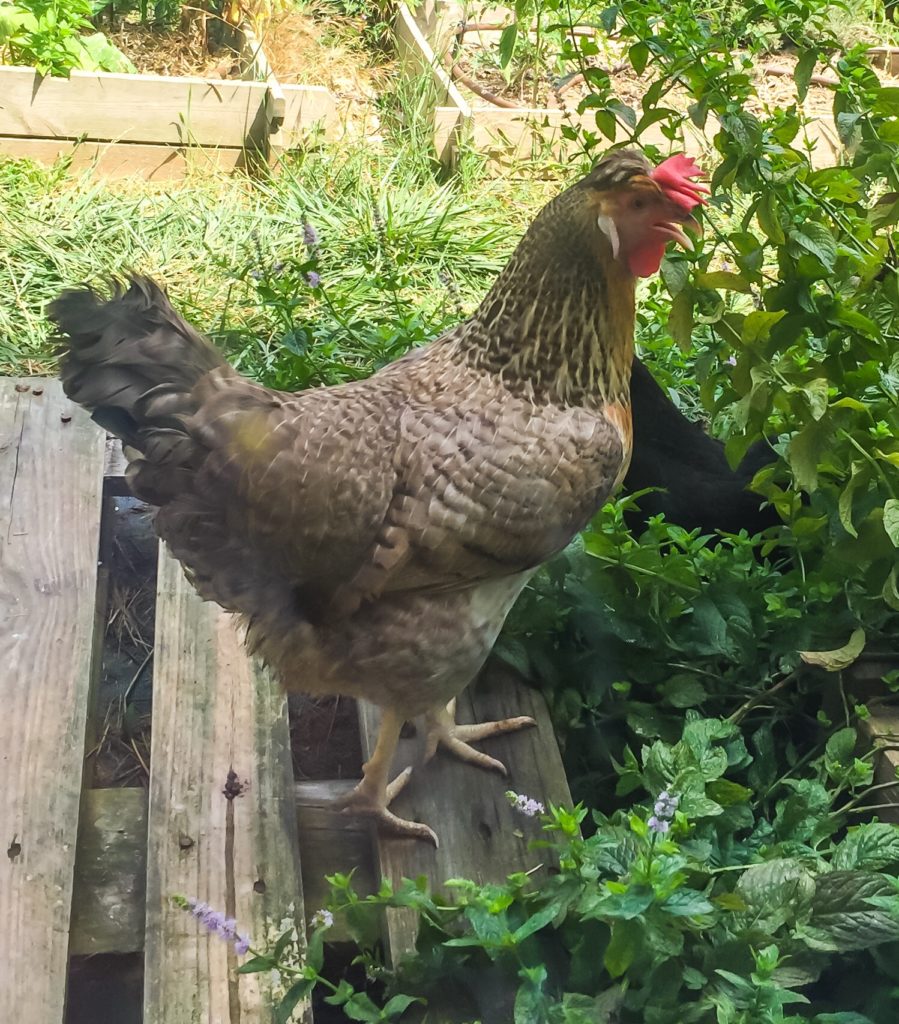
[631,197,646,210]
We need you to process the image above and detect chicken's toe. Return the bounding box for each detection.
[338,767,438,845]
[424,701,537,774]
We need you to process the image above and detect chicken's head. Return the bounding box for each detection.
[585,150,709,278]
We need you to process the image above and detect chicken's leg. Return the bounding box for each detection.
[423,698,536,775]
[339,707,438,845]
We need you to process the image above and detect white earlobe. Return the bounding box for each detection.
[596,213,620,259]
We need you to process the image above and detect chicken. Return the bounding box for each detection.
[51,149,708,843]
[625,357,777,536]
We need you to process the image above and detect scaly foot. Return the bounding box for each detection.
[423,698,537,776]
[339,765,438,845]
[337,709,439,845]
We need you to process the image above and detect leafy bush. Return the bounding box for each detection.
[0,0,135,75]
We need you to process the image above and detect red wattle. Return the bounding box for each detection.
[628,241,666,278]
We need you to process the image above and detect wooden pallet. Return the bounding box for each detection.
[1,378,572,1023]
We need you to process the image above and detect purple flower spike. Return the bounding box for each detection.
[303,223,320,250]
[184,897,251,956]
[648,816,670,834]
[506,790,545,818]
[306,271,321,289]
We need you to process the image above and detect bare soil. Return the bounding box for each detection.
[106,20,243,79]
[258,8,390,137]
[454,43,899,116]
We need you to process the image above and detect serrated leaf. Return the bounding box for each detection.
[833,823,899,870]
[660,888,714,916]
[883,498,899,546]
[800,628,865,671]
[807,871,899,951]
[736,859,816,919]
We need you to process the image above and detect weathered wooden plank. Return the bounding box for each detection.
[358,660,571,959]
[0,378,105,1024]
[144,550,308,1024]
[295,780,378,942]
[68,783,374,954]
[0,66,271,147]
[863,709,899,823]
[70,788,148,956]
[0,136,247,180]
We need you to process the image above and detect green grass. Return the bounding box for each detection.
[0,130,564,382]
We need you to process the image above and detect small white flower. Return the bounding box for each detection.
[310,908,334,929]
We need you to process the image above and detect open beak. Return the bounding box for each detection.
[653,213,702,252]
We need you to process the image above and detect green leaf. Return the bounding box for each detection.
[660,888,714,916]
[276,980,314,1024]
[805,871,899,951]
[838,462,868,538]
[883,498,899,547]
[497,23,518,69]
[873,86,899,115]
[695,271,752,294]
[791,223,838,270]
[794,48,817,102]
[825,727,858,768]
[741,310,786,345]
[798,378,829,421]
[833,823,899,871]
[344,992,386,1023]
[736,859,816,921]
[799,628,866,671]
[667,287,694,350]
[883,566,899,611]
[511,904,559,943]
[603,918,642,977]
[757,193,785,244]
[629,41,649,75]
[382,994,424,1018]
[787,418,834,493]
[706,779,752,806]
[237,955,276,974]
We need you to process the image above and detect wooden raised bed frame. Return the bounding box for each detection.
[0,24,339,180]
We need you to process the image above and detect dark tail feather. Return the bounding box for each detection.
[50,275,226,447]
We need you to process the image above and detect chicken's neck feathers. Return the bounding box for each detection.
[454,204,637,409]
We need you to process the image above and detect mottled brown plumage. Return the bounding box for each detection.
[51,149,706,842]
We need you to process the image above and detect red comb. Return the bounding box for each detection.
[651,154,710,213]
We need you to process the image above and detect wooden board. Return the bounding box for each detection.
[70,788,148,956]
[295,781,378,943]
[279,85,341,149]
[862,707,899,823]
[0,66,271,147]
[144,550,309,1024]
[358,660,572,959]
[0,136,247,180]
[0,378,105,1024]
